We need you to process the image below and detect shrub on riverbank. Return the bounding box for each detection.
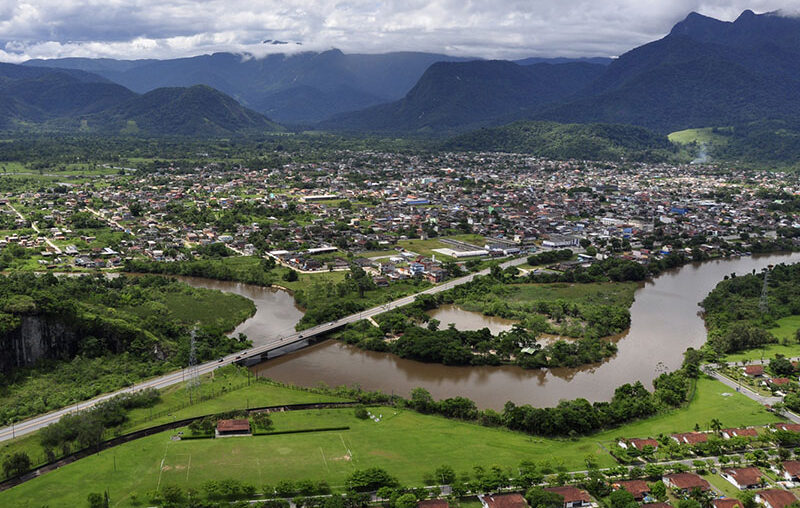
[701,262,800,355]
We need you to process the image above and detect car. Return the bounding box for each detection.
[235,355,241,360]
[298,334,304,338]
[218,357,224,362]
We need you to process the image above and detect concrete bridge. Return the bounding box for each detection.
[0,256,527,443]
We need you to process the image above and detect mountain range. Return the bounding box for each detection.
[5,9,800,141]
[23,50,474,124]
[330,9,800,134]
[0,63,279,135]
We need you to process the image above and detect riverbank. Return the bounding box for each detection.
[0,274,257,427]
[252,251,800,408]
[0,374,781,508]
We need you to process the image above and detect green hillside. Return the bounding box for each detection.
[444,121,680,162]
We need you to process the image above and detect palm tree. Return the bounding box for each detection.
[710,418,723,435]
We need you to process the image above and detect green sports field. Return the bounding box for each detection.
[0,376,782,507]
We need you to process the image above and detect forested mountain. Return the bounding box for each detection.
[0,63,280,135]
[0,63,136,127]
[24,50,473,123]
[79,85,281,136]
[537,10,800,132]
[323,61,605,133]
[324,10,800,135]
[443,121,677,162]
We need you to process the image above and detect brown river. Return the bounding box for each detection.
[176,252,800,410]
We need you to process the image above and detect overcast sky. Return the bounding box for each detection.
[0,0,798,63]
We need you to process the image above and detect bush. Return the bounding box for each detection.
[354,407,369,420]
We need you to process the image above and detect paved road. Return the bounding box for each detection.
[7,203,62,254]
[703,366,800,423]
[0,256,527,443]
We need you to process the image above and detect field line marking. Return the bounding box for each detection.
[257,457,262,484]
[320,447,330,473]
[186,453,191,481]
[156,442,170,491]
[339,433,356,469]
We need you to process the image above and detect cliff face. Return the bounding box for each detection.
[0,316,80,373]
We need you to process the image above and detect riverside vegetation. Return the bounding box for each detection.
[701,262,800,357]
[0,273,255,425]
[333,253,647,369]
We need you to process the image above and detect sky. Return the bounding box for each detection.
[0,0,798,63]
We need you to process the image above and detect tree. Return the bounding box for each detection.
[608,489,638,508]
[87,493,105,508]
[710,418,723,435]
[2,451,31,478]
[283,270,299,282]
[434,465,456,485]
[345,467,399,492]
[525,487,564,508]
[395,493,417,508]
[161,485,185,506]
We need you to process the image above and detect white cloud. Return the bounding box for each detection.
[0,0,796,62]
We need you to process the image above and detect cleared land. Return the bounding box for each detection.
[0,376,781,507]
[668,127,731,146]
[396,234,487,258]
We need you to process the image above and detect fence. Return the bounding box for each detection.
[0,401,359,492]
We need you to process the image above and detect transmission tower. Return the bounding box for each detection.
[759,269,770,314]
[187,327,200,404]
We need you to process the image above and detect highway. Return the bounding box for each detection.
[0,256,527,443]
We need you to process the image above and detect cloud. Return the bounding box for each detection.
[0,0,796,62]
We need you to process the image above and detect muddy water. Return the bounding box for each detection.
[242,253,800,409]
[426,304,518,335]
[165,276,304,346]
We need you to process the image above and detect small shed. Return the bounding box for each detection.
[215,419,251,438]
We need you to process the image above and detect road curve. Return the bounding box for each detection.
[0,257,527,443]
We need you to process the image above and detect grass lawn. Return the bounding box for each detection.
[397,235,488,259]
[668,128,731,146]
[0,376,782,507]
[0,407,611,507]
[504,282,638,307]
[121,369,349,432]
[723,315,800,363]
[0,368,349,479]
[703,473,743,499]
[593,376,780,445]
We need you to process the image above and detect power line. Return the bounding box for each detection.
[187,327,200,404]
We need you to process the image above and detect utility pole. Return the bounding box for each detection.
[759,268,770,314]
[187,327,200,405]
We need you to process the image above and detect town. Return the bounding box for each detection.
[2,152,798,279]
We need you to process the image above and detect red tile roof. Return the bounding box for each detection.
[784,461,800,479]
[216,419,251,432]
[723,467,763,487]
[744,365,764,376]
[722,428,758,438]
[419,500,450,508]
[664,473,710,491]
[545,486,591,504]
[615,480,651,500]
[627,438,659,450]
[645,503,672,508]
[481,494,528,508]
[775,423,800,432]
[770,378,792,386]
[758,489,798,508]
[671,432,708,444]
[713,499,742,508]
